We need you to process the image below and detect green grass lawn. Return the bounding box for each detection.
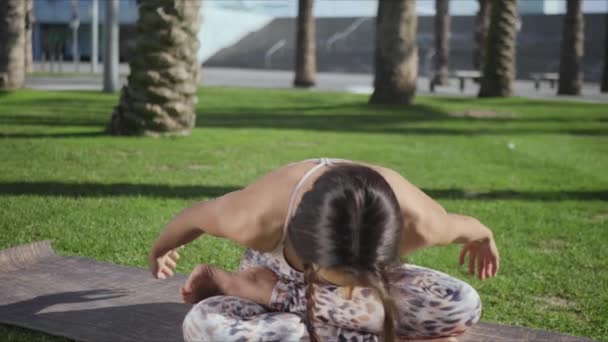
[0,88,607,341]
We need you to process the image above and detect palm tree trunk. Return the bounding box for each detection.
[370,0,417,105]
[294,0,316,87]
[433,0,450,86]
[0,0,26,90]
[107,0,201,136]
[478,0,518,97]
[558,0,584,95]
[602,14,608,93]
[473,0,491,71]
[24,0,34,73]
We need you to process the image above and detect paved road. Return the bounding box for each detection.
[25,64,608,103]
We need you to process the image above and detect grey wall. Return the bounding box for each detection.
[205,14,606,82]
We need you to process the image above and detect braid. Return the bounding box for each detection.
[365,268,397,342]
[304,263,321,342]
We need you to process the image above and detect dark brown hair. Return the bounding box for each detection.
[287,164,403,341]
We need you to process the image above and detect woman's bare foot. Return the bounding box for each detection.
[181,264,279,305]
[181,264,223,304]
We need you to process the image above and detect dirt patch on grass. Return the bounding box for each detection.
[188,164,211,171]
[539,239,568,252]
[536,295,576,309]
[449,110,517,119]
[534,295,587,323]
[589,211,608,223]
[461,189,492,198]
[115,149,143,158]
[147,164,211,172]
[279,140,319,148]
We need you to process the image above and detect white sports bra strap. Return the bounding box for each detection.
[277,158,352,247]
[281,160,327,234]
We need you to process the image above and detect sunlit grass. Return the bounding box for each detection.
[1,88,607,341]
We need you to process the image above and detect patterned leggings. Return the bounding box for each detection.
[183,249,482,341]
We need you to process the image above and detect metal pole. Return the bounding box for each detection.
[91,0,98,73]
[71,0,80,72]
[73,26,79,71]
[103,0,119,92]
[265,39,286,69]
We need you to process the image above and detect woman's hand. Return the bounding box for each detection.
[149,248,180,279]
[459,237,499,280]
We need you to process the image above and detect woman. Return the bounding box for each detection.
[149,158,500,341]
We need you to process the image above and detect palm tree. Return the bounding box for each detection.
[602,13,608,93]
[370,0,417,105]
[473,0,491,71]
[478,0,518,97]
[107,0,201,136]
[433,0,450,86]
[558,0,584,95]
[294,0,316,87]
[0,0,26,90]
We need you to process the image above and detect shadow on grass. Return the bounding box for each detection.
[0,182,238,199]
[0,131,106,138]
[423,189,608,201]
[197,112,608,136]
[430,96,608,107]
[1,100,606,137]
[0,181,605,201]
[0,114,105,127]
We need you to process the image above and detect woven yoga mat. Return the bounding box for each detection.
[0,241,595,342]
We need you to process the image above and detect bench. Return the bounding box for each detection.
[429,70,482,93]
[530,72,559,90]
[429,70,481,93]
[453,70,482,92]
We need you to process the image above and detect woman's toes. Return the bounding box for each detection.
[183,264,221,304]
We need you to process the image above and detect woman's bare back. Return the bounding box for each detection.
[216,159,448,255]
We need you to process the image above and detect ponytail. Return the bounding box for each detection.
[304,263,321,342]
[364,268,397,342]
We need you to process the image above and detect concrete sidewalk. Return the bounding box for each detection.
[25,63,608,103]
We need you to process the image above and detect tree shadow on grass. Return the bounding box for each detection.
[197,112,608,136]
[423,189,608,201]
[1,100,606,137]
[0,181,238,199]
[0,131,106,139]
[194,102,607,136]
[429,96,608,107]
[0,114,105,127]
[0,181,605,201]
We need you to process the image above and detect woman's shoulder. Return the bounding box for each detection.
[351,162,446,218]
[221,160,318,251]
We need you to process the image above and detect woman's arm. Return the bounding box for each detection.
[371,166,499,279]
[149,189,277,265]
[150,200,215,258]
[426,213,494,246]
[370,166,495,252]
[422,213,499,280]
[149,197,245,278]
[149,163,302,278]
[149,193,264,255]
